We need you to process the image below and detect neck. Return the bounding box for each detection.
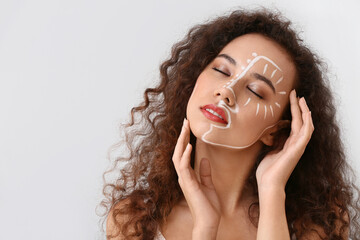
[193,138,263,217]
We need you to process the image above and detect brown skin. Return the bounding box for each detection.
[102,9,357,240]
[169,34,314,239]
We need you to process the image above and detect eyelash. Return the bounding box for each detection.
[212,67,230,77]
[212,67,263,99]
[247,87,263,99]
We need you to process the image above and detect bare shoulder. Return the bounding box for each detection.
[160,198,194,240]
[106,198,136,240]
[293,205,349,239]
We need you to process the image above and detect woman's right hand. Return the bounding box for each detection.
[172,118,221,239]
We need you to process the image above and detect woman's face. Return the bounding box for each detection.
[186,33,296,149]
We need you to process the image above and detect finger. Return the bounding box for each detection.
[172,119,190,170]
[310,111,315,130]
[298,97,310,124]
[298,111,314,145]
[307,111,314,131]
[199,158,215,189]
[299,97,310,112]
[172,120,186,170]
[290,89,303,133]
[304,111,315,139]
[179,143,200,191]
[179,143,192,171]
[298,97,315,135]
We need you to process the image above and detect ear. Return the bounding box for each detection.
[259,120,290,146]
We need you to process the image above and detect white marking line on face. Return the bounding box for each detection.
[201,120,283,149]
[220,55,282,115]
[275,76,283,85]
[241,66,245,70]
[275,102,281,108]
[201,55,284,149]
[247,59,251,63]
[219,99,239,115]
[270,105,274,117]
[227,87,237,104]
[256,103,259,116]
[243,97,251,106]
[263,64,268,74]
[278,91,287,95]
[252,52,258,57]
[264,105,267,119]
[226,55,282,91]
[217,55,284,124]
[271,69,277,78]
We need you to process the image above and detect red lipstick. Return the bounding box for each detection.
[200,104,228,124]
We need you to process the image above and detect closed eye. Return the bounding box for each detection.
[212,67,230,77]
[247,87,263,99]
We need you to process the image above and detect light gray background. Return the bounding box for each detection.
[0,0,359,239]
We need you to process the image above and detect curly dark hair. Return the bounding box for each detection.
[97,7,360,240]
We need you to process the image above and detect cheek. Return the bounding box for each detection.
[186,79,209,123]
[235,99,281,130]
[228,111,274,145]
[189,73,219,102]
[234,108,267,129]
[191,75,206,96]
[242,95,287,121]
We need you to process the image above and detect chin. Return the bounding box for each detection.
[193,126,259,151]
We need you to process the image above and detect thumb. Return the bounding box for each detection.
[200,158,215,189]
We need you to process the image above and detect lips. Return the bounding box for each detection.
[200,104,228,124]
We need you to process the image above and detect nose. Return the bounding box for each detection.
[214,86,235,106]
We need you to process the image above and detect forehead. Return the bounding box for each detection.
[219,33,296,85]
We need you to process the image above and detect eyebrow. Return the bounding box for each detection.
[216,53,237,66]
[251,72,275,93]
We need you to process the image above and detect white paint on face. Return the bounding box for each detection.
[264,105,267,119]
[271,69,277,78]
[275,102,281,108]
[227,87,236,99]
[243,97,251,106]
[200,53,287,149]
[275,76,283,85]
[270,105,274,117]
[263,64,268,74]
[201,119,282,149]
[278,91,287,95]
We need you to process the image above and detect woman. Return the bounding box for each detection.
[99,8,360,239]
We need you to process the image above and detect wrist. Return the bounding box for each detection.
[192,226,218,240]
[257,182,285,193]
[193,217,220,230]
[258,186,286,200]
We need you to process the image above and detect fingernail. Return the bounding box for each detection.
[183,118,187,125]
[294,89,297,96]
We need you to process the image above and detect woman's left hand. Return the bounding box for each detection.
[256,89,315,192]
